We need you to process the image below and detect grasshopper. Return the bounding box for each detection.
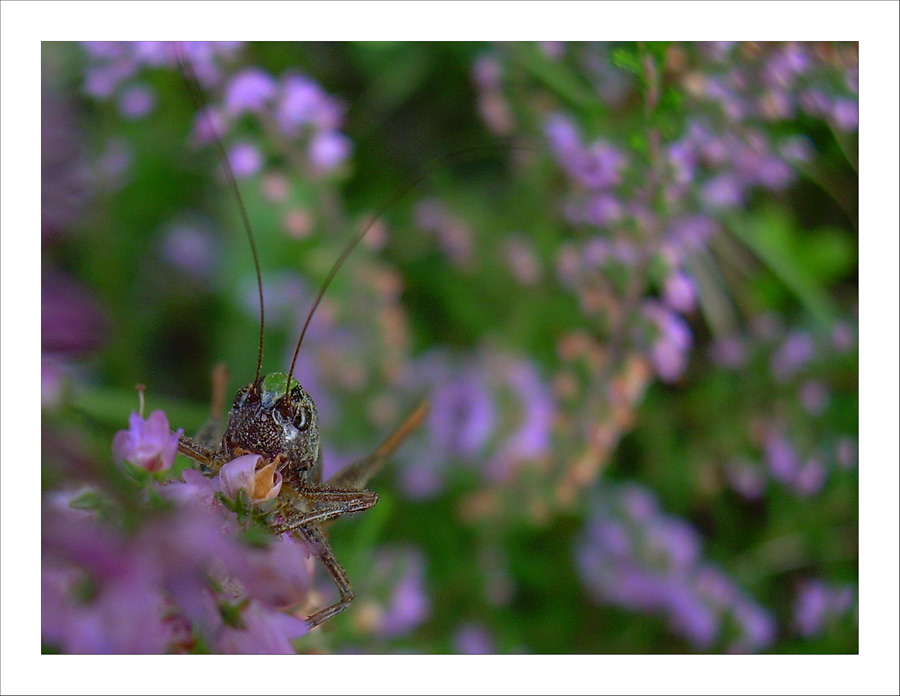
[173,47,428,629]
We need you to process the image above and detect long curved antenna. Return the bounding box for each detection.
[175,44,266,389]
[285,141,526,395]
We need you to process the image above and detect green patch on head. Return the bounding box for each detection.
[260,372,300,407]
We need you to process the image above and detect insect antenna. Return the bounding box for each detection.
[284,142,521,400]
[174,44,266,391]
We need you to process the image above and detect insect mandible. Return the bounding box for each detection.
[173,48,429,629]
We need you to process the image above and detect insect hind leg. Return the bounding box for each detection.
[298,524,355,629]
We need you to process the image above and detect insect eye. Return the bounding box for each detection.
[294,406,310,431]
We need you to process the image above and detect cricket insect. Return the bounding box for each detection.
[172,49,429,629]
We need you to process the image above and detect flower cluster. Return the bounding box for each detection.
[576,483,776,652]
[793,580,857,639]
[43,410,312,654]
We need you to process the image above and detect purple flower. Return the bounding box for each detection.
[730,600,777,653]
[794,581,856,638]
[576,483,775,652]
[799,89,831,117]
[376,550,430,639]
[229,141,263,178]
[42,355,68,408]
[644,302,693,382]
[793,457,826,496]
[217,453,283,503]
[771,330,815,381]
[545,113,581,158]
[225,68,277,116]
[277,75,327,134]
[472,54,502,91]
[112,410,183,472]
[764,429,798,483]
[217,601,308,654]
[429,366,495,457]
[42,272,106,356]
[663,271,696,313]
[572,141,625,191]
[834,437,857,469]
[160,220,220,280]
[191,105,228,147]
[700,174,743,209]
[830,98,858,132]
[488,358,555,480]
[666,215,717,252]
[117,84,156,119]
[830,321,856,353]
[309,130,352,172]
[454,623,496,654]
[800,380,830,415]
[162,468,218,509]
[584,194,623,226]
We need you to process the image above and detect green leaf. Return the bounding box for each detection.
[729,208,840,327]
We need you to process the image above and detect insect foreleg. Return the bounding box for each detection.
[177,435,223,473]
[273,488,378,534]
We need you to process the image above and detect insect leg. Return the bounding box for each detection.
[193,362,230,448]
[272,488,379,535]
[325,399,430,490]
[296,524,356,628]
[177,436,221,472]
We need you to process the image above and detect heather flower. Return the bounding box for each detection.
[834,437,857,469]
[830,98,858,132]
[800,380,830,415]
[793,457,826,496]
[41,355,68,409]
[42,272,107,355]
[764,429,799,483]
[375,549,430,639]
[229,141,263,178]
[217,453,283,503]
[224,67,277,116]
[117,84,156,119]
[309,129,352,172]
[576,483,776,652]
[112,410,183,473]
[771,330,815,381]
[428,365,496,457]
[454,623,496,654]
[216,601,308,654]
[700,173,743,209]
[644,301,693,382]
[663,271,696,313]
[794,581,856,638]
[488,358,555,480]
[277,75,332,134]
[42,87,89,240]
[160,219,220,280]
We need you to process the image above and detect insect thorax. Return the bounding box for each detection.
[222,372,320,482]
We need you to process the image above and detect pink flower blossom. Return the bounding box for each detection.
[112,410,182,472]
[218,454,283,503]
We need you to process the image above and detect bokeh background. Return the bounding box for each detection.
[42,41,858,654]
